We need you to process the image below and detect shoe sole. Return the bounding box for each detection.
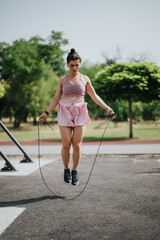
[64,180,71,183]
[72,181,79,186]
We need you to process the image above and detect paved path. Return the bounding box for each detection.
[1,141,160,156]
[0,154,160,240]
[0,140,160,239]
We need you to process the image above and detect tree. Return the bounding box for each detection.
[94,62,160,138]
[0,82,5,98]
[36,31,68,76]
[29,71,59,125]
[0,43,7,99]
[80,61,105,118]
[102,46,122,66]
[141,101,160,121]
[0,31,68,127]
[0,38,50,127]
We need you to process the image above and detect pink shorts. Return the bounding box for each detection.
[58,99,91,127]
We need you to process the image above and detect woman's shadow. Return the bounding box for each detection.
[0,195,65,207]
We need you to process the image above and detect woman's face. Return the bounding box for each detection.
[67,59,81,75]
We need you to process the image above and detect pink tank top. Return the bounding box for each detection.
[62,74,85,98]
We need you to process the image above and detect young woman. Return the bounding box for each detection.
[39,48,114,185]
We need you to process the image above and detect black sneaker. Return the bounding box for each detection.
[71,170,79,185]
[64,169,71,183]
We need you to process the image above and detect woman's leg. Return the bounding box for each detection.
[59,126,72,169]
[72,125,86,171]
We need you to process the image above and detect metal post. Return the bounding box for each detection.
[0,151,16,171]
[0,120,33,163]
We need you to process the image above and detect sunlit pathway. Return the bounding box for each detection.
[1,142,160,156]
[0,207,25,235]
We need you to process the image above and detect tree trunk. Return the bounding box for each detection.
[23,114,28,123]
[14,108,23,128]
[33,117,37,125]
[129,99,133,139]
[14,117,21,128]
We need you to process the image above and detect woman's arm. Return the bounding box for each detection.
[85,76,114,115]
[39,77,63,122]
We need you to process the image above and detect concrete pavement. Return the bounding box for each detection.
[0,140,160,239]
[0,154,160,240]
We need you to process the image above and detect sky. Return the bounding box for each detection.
[0,0,160,65]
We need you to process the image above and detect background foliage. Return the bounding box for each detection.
[0,31,68,127]
[0,30,160,134]
[93,62,160,137]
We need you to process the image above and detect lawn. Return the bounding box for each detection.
[0,119,160,142]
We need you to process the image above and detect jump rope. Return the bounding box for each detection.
[38,116,114,201]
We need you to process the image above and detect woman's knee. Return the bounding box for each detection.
[62,140,71,150]
[72,140,82,150]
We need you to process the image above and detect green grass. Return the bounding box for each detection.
[0,119,160,142]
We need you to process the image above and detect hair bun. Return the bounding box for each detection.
[70,48,76,54]
[67,48,81,63]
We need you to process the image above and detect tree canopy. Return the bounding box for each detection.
[94,62,160,138]
[0,31,68,127]
[0,82,5,98]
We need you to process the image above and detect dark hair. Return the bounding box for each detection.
[67,48,81,63]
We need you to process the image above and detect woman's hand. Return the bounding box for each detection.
[106,107,114,116]
[39,112,48,122]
